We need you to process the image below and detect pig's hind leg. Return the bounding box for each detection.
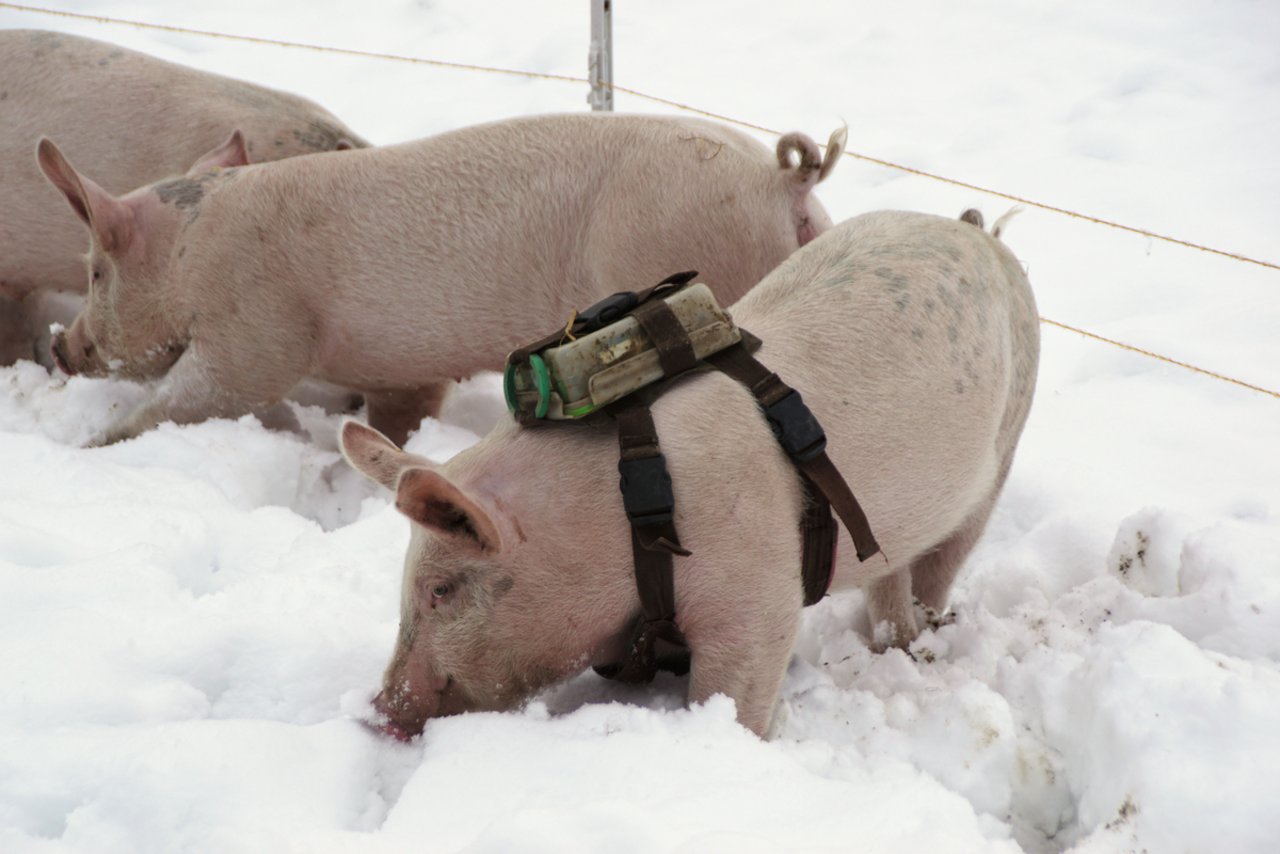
[0,296,33,366]
[869,481,1005,645]
[909,485,1001,621]
[365,383,449,447]
[865,567,920,650]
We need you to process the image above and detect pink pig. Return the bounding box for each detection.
[340,208,1040,738]
[40,112,844,445]
[0,29,366,365]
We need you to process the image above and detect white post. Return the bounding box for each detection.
[588,0,614,111]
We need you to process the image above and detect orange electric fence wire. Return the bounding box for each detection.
[3,2,1274,272]
[1039,318,1279,399]
[1,1,1276,400]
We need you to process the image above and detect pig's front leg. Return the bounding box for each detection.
[93,345,298,446]
[684,596,802,739]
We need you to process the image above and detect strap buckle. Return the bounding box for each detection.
[618,454,676,527]
[763,388,827,463]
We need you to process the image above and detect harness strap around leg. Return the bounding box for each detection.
[798,482,839,606]
[593,399,689,683]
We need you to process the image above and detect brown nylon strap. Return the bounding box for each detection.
[615,402,685,618]
[798,481,838,606]
[796,454,879,563]
[631,298,700,377]
[706,342,882,564]
[593,400,689,683]
[592,616,686,684]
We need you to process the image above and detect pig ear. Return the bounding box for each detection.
[188,130,249,174]
[340,419,412,491]
[395,468,502,553]
[334,138,358,151]
[36,138,133,254]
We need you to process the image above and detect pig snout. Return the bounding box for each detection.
[370,684,435,742]
[368,668,458,741]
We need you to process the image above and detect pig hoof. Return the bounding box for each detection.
[914,598,956,632]
[50,339,73,376]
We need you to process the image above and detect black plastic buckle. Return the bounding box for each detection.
[577,291,639,334]
[764,389,828,463]
[618,454,675,527]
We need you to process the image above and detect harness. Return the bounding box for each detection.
[504,273,880,683]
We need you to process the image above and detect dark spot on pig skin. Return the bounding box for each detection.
[0,92,7,101]
[153,177,206,213]
[954,380,965,395]
[911,327,925,341]
[493,576,516,602]
[936,282,962,314]
[293,120,359,152]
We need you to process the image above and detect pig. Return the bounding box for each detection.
[39,112,846,445]
[0,28,367,366]
[339,208,1040,739]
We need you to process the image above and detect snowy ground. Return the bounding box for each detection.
[2,1,1279,851]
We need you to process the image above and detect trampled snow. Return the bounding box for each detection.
[1,1,1278,851]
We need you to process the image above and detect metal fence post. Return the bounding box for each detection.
[588,0,613,111]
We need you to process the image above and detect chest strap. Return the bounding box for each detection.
[594,295,880,683]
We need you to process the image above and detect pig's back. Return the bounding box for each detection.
[0,29,364,296]
[233,114,807,384]
[711,211,1039,585]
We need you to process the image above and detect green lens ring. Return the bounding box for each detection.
[529,353,551,418]
[563,401,598,419]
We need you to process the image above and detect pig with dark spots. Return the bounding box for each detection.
[342,209,1039,739]
[41,113,845,446]
[0,29,367,366]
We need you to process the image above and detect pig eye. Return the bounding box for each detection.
[430,583,451,600]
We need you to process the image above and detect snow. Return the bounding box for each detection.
[2,0,1279,851]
